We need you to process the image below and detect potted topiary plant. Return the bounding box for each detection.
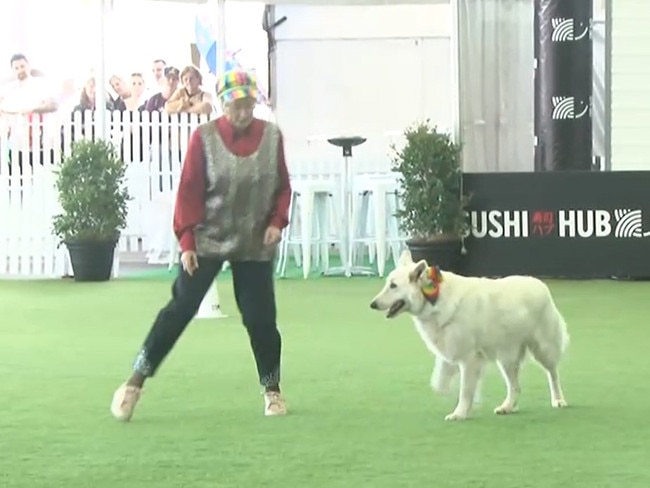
[52,138,130,282]
[390,119,470,271]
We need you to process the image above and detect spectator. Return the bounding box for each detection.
[125,73,147,111]
[164,65,212,115]
[145,66,179,112]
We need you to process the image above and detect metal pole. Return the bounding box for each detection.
[450,0,461,147]
[95,0,109,141]
[216,0,227,79]
[604,0,612,170]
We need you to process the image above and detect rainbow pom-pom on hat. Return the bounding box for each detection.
[216,69,260,103]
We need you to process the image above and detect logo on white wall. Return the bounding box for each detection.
[551,18,590,42]
[551,97,590,120]
[614,209,650,238]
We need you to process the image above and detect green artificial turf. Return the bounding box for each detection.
[1,275,649,487]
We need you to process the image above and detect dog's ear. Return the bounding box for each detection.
[398,249,413,266]
[409,260,428,282]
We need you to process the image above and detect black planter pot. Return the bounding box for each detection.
[406,238,462,272]
[65,239,118,282]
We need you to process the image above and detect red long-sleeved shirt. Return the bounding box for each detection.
[173,116,292,253]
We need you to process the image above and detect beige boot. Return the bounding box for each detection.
[110,383,142,421]
[263,391,287,416]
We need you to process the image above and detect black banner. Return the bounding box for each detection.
[534,0,593,171]
[461,171,650,279]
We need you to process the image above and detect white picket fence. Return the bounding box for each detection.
[0,110,399,278]
[0,111,214,278]
[0,163,66,277]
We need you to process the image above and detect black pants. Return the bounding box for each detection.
[132,257,282,388]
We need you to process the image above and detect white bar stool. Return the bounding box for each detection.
[276,176,345,279]
[351,172,406,276]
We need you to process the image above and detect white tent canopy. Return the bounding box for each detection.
[148,0,447,4]
[94,0,452,139]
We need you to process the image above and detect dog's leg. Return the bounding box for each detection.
[494,359,522,415]
[473,376,483,405]
[445,357,483,421]
[530,346,568,408]
[431,357,483,404]
[493,346,526,414]
[544,367,567,408]
[430,355,458,395]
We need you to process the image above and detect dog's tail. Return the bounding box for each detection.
[541,283,570,352]
[557,313,570,355]
[529,292,570,367]
[540,299,570,361]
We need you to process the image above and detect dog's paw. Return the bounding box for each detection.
[551,398,568,408]
[493,404,517,415]
[444,411,468,421]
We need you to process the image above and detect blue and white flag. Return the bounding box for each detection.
[194,11,217,74]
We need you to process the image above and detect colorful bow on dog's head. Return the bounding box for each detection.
[420,265,444,303]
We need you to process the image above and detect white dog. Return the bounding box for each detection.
[369,250,569,421]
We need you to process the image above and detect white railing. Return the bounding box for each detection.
[0,110,397,278]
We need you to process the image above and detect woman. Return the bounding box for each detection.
[124,72,147,111]
[67,76,115,143]
[73,76,114,113]
[164,65,213,115]
[110,69,292,421]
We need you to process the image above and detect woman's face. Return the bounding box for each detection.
[131,75,145,98]
[223,97,256,130]
[182,71,201,93]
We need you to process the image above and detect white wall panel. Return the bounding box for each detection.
[273,4,451,40]
[275,37,452,176]
[272,4,453,176]
[611,0,650,170]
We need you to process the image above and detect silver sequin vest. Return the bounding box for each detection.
[193,121,280,261]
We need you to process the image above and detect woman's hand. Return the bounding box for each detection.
[181,251,199,276]
[263,226,282,246]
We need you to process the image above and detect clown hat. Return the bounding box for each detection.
[216,69,259,103]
